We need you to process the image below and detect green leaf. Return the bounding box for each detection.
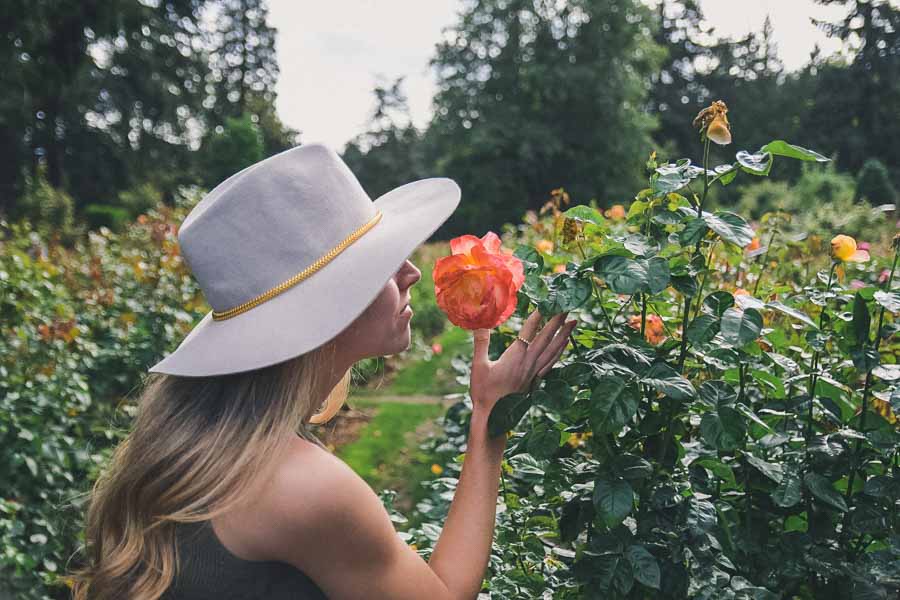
[592,477,634,526]
[533,378,575,412]
[744,454,784,484]
[540,275,593,313]
[720,307,763,346]
[771,472,802,507]
[703,211,755,247]
[595,553,634,595]
[594,255,647,295]
[736,150,773,176]
[686,314,720,344]
[590,376,640,434]
[694,457,737,487]
[698,380,738,407]
[562,205,605,226]
[700,406,747,451]
[874,290,900,313]
[670,274,698,297]
[702,291,735,316]
[686,498,717,535]
[526,422,564,459]
[514,245,544,274]
[760,140,829,162]
[487,392,532,438]
[592,255,670,296]
[803,472,848,512]
[613,454,653,481]
[626,545,661,590]
[749,369,786,399]
[641,362,695,400]
[645,257,671,294]
[853,292,871,347]
[679,217,708,246]
[766,301,817,329]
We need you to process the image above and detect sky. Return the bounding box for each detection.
[267,0,864,152]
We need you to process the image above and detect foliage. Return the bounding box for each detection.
[734,163,892,241]
[423,0,666,237]
[198,114,265,189]
[856,158,899,206]
[397,120,900,598]
[8,168,84,245]
[0,191,209,599]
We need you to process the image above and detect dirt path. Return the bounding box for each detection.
[349,393,461,406]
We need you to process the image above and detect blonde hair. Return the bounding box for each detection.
[67,342,351,600]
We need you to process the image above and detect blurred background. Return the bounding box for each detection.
[3,0,898,241]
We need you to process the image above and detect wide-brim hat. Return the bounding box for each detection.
[148,143,460,377]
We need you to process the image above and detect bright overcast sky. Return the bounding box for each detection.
[268,0,871,152]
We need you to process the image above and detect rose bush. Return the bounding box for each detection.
[398,101,900,599]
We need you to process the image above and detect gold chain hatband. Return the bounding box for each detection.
[211,210,383,321]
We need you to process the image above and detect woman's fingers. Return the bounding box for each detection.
[526,311,569,360]
[518,309,543,342]
[536,321,577,377]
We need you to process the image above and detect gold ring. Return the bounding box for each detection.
[515,335,531,347]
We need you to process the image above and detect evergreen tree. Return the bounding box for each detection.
[425,0,665,237]
[342,76,427,201]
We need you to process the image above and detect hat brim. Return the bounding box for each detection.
[147,177,460,377]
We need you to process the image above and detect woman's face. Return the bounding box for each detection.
[332,259,421,361]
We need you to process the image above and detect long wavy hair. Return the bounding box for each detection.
[67,341,353,600]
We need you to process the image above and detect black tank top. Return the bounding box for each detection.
[161,519,328,600]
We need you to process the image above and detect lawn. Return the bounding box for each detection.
[336,399,448,512]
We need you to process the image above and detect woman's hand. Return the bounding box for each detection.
[469,309,578,417]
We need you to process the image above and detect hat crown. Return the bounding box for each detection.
[178,144,377,312]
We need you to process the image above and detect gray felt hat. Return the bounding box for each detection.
[147,143,460,377]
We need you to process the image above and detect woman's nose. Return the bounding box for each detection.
[401,260,421,287]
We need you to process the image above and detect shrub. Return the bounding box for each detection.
[856,158,898,206]
[399,115,900,598]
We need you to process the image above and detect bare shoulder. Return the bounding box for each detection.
[261,436,453,600]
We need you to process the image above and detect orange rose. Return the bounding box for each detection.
[627,313,666,345]
[605,204,626,220]
[433,232,525,330]
[745,237,760,252]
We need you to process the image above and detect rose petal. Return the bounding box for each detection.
[449,235,484,256]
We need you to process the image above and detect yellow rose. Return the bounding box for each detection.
[831,234,870,263]
[706,114,732,145]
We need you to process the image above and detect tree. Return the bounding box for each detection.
[808,0,900,184]
[1,0,210,213]
[204,0,279,124]
[425,0,665,237]
[647,0,719,159]
[342,76,427,201]
[198,114,264,189]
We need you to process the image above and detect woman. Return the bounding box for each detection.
[69,143,577,599]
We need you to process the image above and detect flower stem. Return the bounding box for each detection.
[841,244,900,543]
